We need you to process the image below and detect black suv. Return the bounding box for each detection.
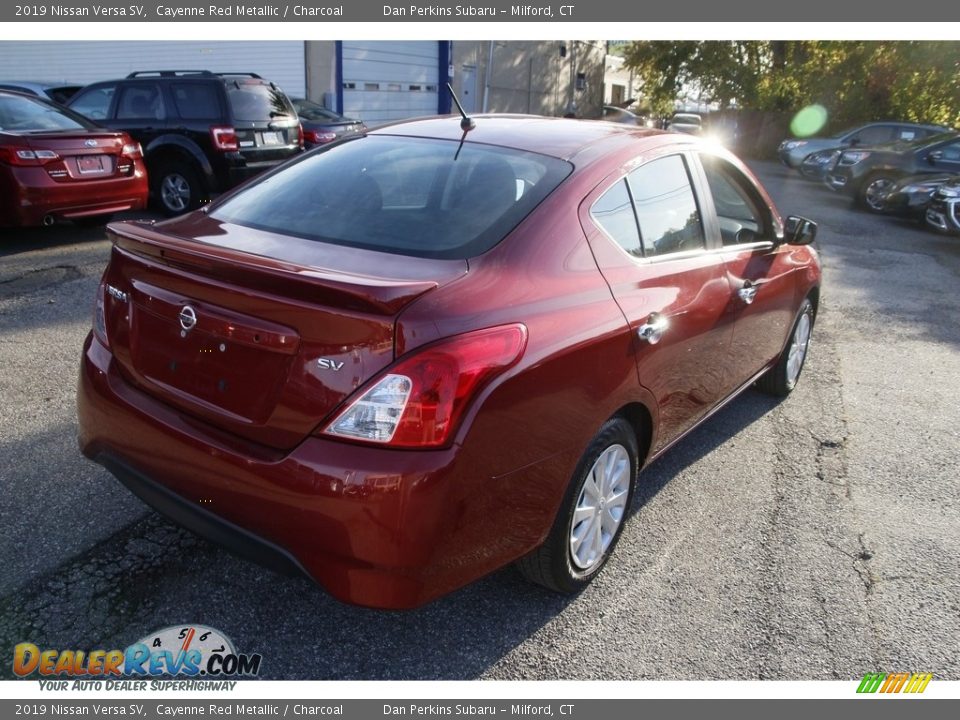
[67,70,302,215]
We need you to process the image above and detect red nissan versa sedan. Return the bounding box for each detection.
[0,89,147,227]
[77,115,821,609]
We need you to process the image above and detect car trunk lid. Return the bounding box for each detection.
[101,218,467,450]
[21,131,129,180]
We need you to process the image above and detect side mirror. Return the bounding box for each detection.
[784,215,818,246]
[849,137,860,147]
[928,150,943,165]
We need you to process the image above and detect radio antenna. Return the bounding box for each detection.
[447,82,475,131]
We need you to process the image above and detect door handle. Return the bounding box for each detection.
[738,282,758,305]
[637,313,669,345]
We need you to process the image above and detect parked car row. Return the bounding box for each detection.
[1,71,366,228]
[778,121,960,235]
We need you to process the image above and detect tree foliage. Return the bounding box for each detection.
[623,41,960,130]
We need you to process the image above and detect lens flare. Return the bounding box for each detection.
[790,105,828,137]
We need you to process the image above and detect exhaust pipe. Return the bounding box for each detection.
[42,214,55,226]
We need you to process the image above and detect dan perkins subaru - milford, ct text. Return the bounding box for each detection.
[384,5,574,16]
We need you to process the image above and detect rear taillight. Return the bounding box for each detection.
[303,129,337,145]
[93,282,108,348]
[117,142,142,175]
[297,123,305,149]
[0,146,59,166]
[210,126,239,152]
[121,142,142,158]
[322,324,528,448]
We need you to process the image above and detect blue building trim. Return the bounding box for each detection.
[335,40,344,115]
[438,40,452,115]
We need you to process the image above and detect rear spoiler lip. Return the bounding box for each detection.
[106,220,449,315]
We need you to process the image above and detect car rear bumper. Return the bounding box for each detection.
[77,332,558,609]
[217,155,299,190]
[2,167,148,226]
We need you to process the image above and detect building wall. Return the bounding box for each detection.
[450,40,606,119]
[305,41,337,108]
[604,54,639,107]
[305,41,443,125]
[0,41,307,98]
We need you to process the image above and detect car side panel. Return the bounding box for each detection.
[394,186,655,576]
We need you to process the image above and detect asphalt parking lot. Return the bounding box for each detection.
[1,161,958,681]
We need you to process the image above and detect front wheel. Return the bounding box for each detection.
[858,174,896,213]
[756,298,815,397]
[517,417,638,593]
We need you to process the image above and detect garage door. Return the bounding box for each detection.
[341,41,439,126]
[0,41,306,98]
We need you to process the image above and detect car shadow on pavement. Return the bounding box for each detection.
[0,210,161,259]
[632,388,780,510]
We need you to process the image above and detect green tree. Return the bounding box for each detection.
[623,40,960,130]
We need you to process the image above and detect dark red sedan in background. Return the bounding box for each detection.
[0,89,147,227]
[77,115,820,608]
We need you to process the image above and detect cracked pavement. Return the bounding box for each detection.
[0,163,958,680]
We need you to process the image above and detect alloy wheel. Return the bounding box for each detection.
[787,310,812,385]
[569,443,631,571]
[160,173,191,213]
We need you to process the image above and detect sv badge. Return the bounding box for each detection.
[318,358,345,371]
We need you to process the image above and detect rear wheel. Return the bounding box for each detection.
[517,417,638,593]
[858,173,896,213]
[756,298,814,397]
[153,161,205,216]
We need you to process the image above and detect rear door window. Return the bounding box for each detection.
[591,179,642,258]
[849,125,894,146]
[116,83,165,120]
[627,155,706,257]
[171,83,222,120]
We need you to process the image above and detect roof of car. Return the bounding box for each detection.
[370,114,684,162]
[0,81,80,92]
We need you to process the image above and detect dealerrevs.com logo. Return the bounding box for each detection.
[13,625,261,690]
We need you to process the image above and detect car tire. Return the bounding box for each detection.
[153,161,205,216]
[756,298,815,397]
[857,173,897,213]
[517,416,638,594]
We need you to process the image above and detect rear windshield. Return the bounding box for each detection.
[293,99,346,122]
[225,80,296,122]
[210,135,573,259]
[0,93,94,132]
